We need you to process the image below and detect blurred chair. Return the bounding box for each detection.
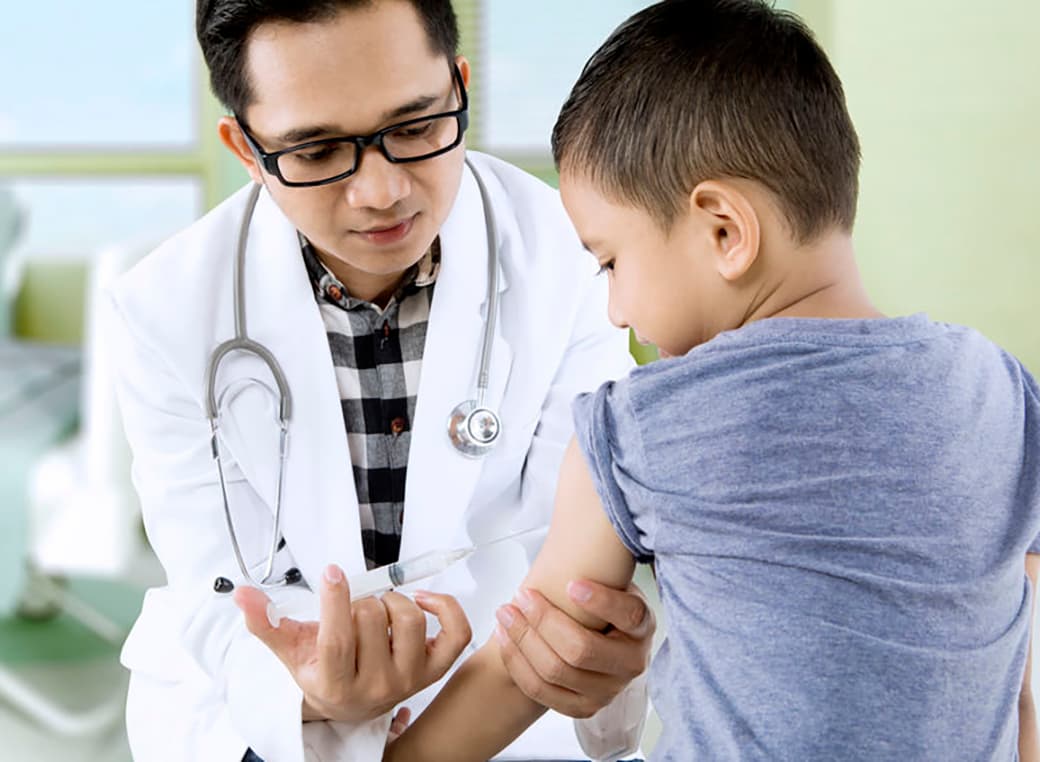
[27,241,148,583]
[0,235,152,736]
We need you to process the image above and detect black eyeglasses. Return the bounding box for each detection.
[237,65,469,188]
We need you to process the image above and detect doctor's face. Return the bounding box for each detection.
[226,1,468,298]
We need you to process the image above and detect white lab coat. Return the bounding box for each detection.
[108,152,638,761]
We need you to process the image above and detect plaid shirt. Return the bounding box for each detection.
[301,236,440,569]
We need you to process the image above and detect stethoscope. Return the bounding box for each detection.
[207,157,502,592]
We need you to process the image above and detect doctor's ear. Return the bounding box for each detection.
[218,117,265,185]
[455,56,471,90]
[689,180,761,282]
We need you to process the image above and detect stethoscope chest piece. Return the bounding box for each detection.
[448,400,501,458]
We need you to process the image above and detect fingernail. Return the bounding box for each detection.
[494,624,508,645]
[515,589,534,614]
[495,606,515,628]
[266,602,282,629]
[324,564,344,585]
[567,581,593,604]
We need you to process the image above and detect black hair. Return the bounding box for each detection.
[552,0,861,242]
[196,0,459,117]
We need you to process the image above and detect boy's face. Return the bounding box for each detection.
[227,0,467,286]
[560,172,728,358]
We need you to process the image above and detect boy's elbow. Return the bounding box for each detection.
[1021,685,1035,715]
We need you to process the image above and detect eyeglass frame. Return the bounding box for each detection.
[235,65,469,189]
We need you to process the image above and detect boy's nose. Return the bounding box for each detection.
[607,298,628,330]
[344,146,410,210]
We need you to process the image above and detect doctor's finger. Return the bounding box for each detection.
[493,604,616,700]
[493,626,602,719]
[233,586,306,667]
[387,707,412,743]
[568,580,655,640]
[511,588,644,677]
[382,592,428,678]
[413,592,472,682]
[354,596,392,677]
[317,565,356,662]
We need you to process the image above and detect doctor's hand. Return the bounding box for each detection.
[494,579,654,719]
[234,565,472,725]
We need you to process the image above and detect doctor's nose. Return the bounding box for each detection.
[344,146,411,210]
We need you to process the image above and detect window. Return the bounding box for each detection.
[0,2,229,271]
[7,179,201,259]
[481,0,652,168]
[1,4,196,149]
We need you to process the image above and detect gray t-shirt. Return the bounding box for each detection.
[574,314,1040,761]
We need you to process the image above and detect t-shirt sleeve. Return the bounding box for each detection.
[572,380,654,563]
[1022,363,1040,555]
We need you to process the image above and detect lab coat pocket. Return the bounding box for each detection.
[121,588,204,682]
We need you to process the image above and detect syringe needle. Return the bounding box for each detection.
[472,525,545,551]
[345,525,549,601]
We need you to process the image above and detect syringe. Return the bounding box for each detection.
[348,525,545,600]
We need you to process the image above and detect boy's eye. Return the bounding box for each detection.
[596,261,615,276]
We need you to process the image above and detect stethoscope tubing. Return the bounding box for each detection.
[468,158,499,406]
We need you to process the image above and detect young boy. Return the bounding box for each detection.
[385,0,1040,759]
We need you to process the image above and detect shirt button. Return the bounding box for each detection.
[390,416,408,435]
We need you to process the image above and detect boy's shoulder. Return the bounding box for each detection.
[622,314,1033,411]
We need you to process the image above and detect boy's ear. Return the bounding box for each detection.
[218,116,265,185]
[689,180,761,282]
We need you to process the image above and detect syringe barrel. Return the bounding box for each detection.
[347,548,470,601]
[391,549,468,586]
[348,564,395,600]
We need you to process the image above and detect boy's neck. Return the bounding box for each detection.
[740,229,883,327]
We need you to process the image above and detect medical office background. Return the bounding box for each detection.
[1,1,1038,760]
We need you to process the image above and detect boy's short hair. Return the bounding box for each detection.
[552,0,860,243]
[196,0,459,118]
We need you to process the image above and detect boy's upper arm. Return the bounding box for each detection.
[1025,554,1040,693]
[522,437,637,632]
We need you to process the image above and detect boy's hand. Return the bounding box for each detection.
[234,566,472,724]
[495,579,654,718]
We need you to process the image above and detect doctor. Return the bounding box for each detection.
[107,0,654,760]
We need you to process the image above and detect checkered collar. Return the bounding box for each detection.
[298,233,441,311]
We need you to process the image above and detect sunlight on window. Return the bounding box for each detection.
[0,3,195,148]
[5,179,201,259]
[483,0,651,153]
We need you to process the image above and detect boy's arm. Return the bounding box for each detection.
[385,438,638,762]
[1020,553,1040,762]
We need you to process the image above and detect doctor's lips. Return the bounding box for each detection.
[353,214,418,245]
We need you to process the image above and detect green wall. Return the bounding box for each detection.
[791,0,1040,373]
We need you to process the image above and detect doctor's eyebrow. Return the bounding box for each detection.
[274,92,448,146]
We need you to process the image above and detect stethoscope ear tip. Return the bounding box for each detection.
[213,568,302,594]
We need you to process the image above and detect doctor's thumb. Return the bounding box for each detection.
[233,585,282,634]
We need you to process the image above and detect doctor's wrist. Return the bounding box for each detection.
[302,695,330,723]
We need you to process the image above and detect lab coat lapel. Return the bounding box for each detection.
[213,187,368,583]
[399,160,513,561]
